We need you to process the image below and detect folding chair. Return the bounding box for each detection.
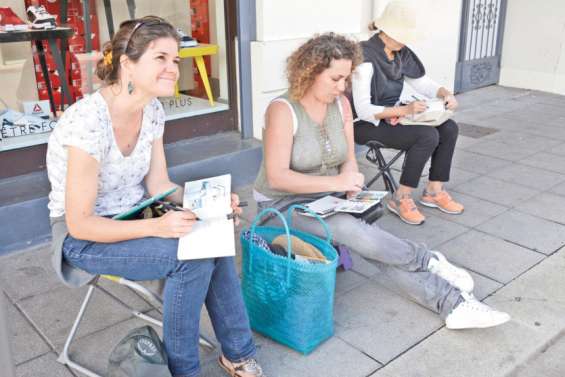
[364,140,406,194]
[57,274,215,377]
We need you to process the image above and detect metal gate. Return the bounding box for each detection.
[454,0,508,93]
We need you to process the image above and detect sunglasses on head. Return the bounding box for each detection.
[123,16,167,51]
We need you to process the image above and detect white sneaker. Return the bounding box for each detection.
[445,292,511,330]
[176,28,198,48]
[26,5,56,29]
[428,251,474,293]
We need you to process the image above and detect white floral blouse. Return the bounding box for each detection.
[47,91,165,218]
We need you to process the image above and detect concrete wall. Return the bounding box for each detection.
[499,0,565,95]
[249,0,463,139]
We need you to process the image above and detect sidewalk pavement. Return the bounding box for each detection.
[2,85,565,377]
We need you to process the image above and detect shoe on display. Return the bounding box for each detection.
[0,108,56,139]
[0,7,29,31]
[445,292,511,330]
[177,28,198,48]
[26,5,56,30]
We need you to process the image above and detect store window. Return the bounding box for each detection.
[0,0,234,156]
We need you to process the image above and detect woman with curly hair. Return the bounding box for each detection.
[253,33,510,330]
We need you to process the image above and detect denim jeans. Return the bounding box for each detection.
[62,235,256,377]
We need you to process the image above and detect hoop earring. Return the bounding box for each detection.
[127,81,134,95]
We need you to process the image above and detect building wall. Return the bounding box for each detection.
[499,0,565,95]
[250,0,462,139]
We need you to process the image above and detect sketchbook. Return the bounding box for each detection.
[399,99,454,127]
[300,191,388,218]
[177,174,235,260]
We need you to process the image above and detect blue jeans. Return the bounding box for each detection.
[62,235,256,377]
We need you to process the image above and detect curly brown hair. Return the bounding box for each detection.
[286,32,362,101]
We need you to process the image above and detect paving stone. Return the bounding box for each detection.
[212,334,381,377]
[481,130,562,151]
[452,150,512,175]
[437,230,545,284]
[512,333,565,377]
[518,152,565,174]
[420,192,508,228]
[503,104,565,124]
[453,135,482,150]
[17,282,152,350]
[377,212,470,250]
[63,311,189,377]
[487,162,565,190]
[372,249,565,377]
[515,192,565,225]
[466,113,530,131]
[433,167,480,190]
[371,321,548,377]
[466,270,503,301]
[0,245,63,302]
[15,352,75,377]
[476,210,565,255]
[334,281,442,364]
[549,181,565,197]
[548,142,565,156]
[6,298,50,366]
[454,176,539,207]
[463,140,537,161]
[335,269,368,296]
[517,124,565,141]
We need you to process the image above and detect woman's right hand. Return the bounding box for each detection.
[152,210,197,238]
[335,171,365,192]
[404,101,427,115]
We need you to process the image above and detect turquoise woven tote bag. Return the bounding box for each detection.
[241,205,338,354]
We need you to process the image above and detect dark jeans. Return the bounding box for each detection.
[354,119,459,189]
[62,236,256,377]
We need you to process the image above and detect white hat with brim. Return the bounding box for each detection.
[372,0,421,46]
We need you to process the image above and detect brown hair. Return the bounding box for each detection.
[286,32,362,101]
[95,16,179,85]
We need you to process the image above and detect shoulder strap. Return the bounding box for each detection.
[269,97,298,135]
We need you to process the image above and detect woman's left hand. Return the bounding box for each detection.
[388,116,400,126]
[444,94,458,110]
[230,193,243,226]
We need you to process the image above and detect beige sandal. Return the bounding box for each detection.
[218,355,265,377]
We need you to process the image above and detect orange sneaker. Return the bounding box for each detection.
[387,196,425,225]
[419,190,464,214]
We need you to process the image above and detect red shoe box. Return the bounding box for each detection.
[38,87,63,106]
[36,71,61,88]
[33,53,57,73]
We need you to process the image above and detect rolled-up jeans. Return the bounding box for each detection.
[62,235,256,377]
[257,197,462,319]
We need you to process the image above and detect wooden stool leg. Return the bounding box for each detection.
[194,56,215,106]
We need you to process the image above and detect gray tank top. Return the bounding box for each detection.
[254,93,348,200]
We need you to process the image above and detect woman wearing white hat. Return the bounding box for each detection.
[352,0,463,226]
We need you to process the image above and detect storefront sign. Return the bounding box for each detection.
[22,100,51,119]
[159,96,194,112]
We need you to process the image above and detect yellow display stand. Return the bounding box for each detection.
[176,43,219,106]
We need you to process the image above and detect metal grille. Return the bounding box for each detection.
[455,0,508,93]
